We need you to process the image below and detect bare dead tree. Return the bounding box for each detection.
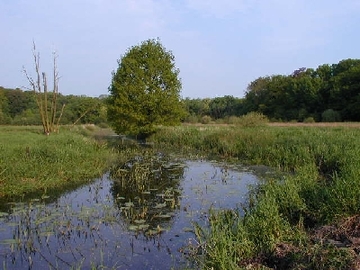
[23,42,65,134]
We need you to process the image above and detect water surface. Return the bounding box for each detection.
[0,160,262,269]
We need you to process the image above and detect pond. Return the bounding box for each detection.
[0,156,267,269]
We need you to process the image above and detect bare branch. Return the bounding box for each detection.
[23,42,64,134]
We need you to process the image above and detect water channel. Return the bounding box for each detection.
[0,157,267,269]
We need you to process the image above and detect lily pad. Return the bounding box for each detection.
[138,224,150,230]
[0,212,9,217]
[156,214,171,219]
[146,229,159,236]
[154,202,167,209]
[128,225,139,231]
[124,202,134,207]
[134,219,146,224]
[0,239,18,245]
[183,227,194,233]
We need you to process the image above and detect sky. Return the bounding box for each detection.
[1,0,360,99]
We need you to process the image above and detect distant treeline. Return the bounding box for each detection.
[0,86,107,126]
[184,58,360,123]
[1,58,359,125]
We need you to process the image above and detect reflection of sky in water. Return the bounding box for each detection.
[0,161,260,270]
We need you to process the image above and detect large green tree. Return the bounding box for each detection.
[107,39,185,138]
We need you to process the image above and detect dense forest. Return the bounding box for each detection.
[1,58,359,126]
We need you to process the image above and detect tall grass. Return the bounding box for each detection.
[0,126,116,200]
[150,125,360,268]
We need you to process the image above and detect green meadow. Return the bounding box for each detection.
[150,124,360,269]
[0,125,116,200]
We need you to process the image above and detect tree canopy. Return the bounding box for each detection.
[243,59,360,121]
[107,39,185,138]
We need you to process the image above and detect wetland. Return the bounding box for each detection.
[2,125,360,269]
[0,155,265,269]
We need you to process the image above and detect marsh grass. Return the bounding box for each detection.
[0,126,116,201]
[150,125,360,269]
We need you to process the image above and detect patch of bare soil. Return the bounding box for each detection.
[309,215,360,269]
[241,216,360,269]
[312,215,360,251]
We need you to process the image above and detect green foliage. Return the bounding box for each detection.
[238,112,269,127]
[183,97,210,117]
[200,115,212,124]
[208,95,243,119]
[0,86,108,126]
[303,116,315,123]
[243,59,360,122]
[322,109,341,122]
[226,115,242,124]
[107,39,186,138]
[184,114,199,124]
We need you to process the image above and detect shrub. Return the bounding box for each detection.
[227,116,242,125]
[322,109,341,122]
[184,115,199,124]
[304,117,315,123]
[239,112,269,127]
[201,115,212,124]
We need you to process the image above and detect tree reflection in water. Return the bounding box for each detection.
[110,152,186,235]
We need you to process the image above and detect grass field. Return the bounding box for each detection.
[150,124,360,269]
[0,125,116,200]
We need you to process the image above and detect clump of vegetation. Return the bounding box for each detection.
[200,115,212,124]
[150,125,360,268]
[238,112,269,127]
[303,116,315,123]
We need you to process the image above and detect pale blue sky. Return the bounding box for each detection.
[1,0,359,98]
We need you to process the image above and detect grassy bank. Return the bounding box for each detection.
[0,126,116,200]
[150,125,360,269]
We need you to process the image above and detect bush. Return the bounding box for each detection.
[184,115,199,124]
[322,109,341,122]
[201,115,212,124]
[227,116,242,125]
[304,117,315,123]
[239,112,269,127]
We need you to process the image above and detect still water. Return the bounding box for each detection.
[0,159,262,269]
